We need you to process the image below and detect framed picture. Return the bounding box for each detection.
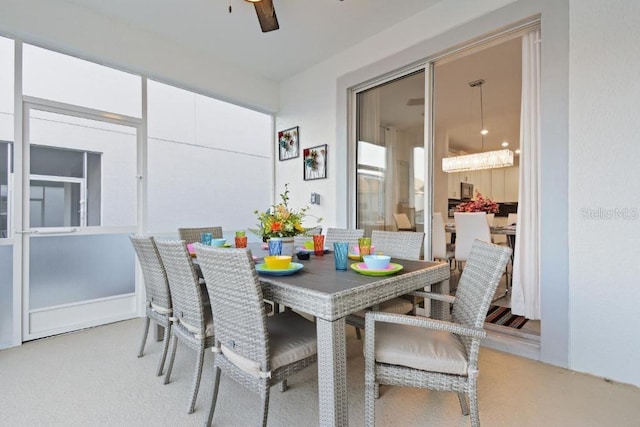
[278,126,299,161]
[303,144,327,180]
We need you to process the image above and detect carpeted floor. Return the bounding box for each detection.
[2,318,640,426]
[486,305,528,329]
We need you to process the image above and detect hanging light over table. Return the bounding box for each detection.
[442,79,514,173]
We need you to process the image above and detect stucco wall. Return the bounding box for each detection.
[568,0,640,386]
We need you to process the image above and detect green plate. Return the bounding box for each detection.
[350,262,403,276]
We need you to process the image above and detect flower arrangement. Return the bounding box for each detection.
[252,184,321,240]
[455,191,499,213]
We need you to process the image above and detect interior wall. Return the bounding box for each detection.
[568,0,640,386]
[0,0,280,114]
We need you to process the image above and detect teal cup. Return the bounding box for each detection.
[333,242,349,270]
[201,232,213,246]
[268,238,283,256]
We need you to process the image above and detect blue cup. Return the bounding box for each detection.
[201,232,213,246]
[268,238,282,256]
[333,242,349,270]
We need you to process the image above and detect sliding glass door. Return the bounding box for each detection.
[355,70,426,236]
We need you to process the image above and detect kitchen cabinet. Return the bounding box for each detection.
[491,168,505,201]
[504,166,519,202]
[446,166,518,202]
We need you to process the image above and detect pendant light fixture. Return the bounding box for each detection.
[442,79,514,173]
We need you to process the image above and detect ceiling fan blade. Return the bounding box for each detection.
[254,0,279,32]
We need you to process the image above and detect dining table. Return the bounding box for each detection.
[252,244,451,427]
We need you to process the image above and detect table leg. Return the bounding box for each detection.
[153,324,164,342]
[316,317,348,427]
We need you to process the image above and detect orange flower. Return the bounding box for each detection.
[252,183,322,239]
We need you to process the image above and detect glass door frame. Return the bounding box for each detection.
[17,96,144,341]
[348,63,434,259]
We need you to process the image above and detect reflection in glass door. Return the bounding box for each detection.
[355,71,426,236]
[22,104,139,340]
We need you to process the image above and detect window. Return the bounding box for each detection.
[29,145,102,227]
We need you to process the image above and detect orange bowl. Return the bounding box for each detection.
[264,255,292,270]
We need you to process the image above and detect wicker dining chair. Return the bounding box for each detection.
[364,240,511,427]
[293,226,324,249]
[324,227,364,248]
[194,244,318,427]
[155,239,215,414]
[304,226,322,236]
[129,234,172,376]
[177,227,223,245]
[346,230,425,339]
[370,230,424,260]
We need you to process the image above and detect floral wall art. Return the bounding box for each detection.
[278,126,299,160]
[303,144,327,180]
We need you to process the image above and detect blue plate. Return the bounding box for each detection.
[255,262,304,276]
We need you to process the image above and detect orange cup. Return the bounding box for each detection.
[235,236,247,248]
[312,234,325,256]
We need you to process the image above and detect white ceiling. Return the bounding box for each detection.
[434,36,522,153]
[64,0,443,82]
[60,0,520,154]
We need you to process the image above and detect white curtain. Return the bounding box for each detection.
[511,28,541,319]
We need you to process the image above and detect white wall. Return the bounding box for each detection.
[276,0,517,228]
[0,0,279,113]
[569,0,640,386]
[277,0,640,388]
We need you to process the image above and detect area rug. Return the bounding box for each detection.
[485,306,528,329]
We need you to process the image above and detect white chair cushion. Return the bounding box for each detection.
[178,307,214,339]
[354,298,414,317]
[266,310,317,371]
[220,344,264,378]
[374,322,468,375]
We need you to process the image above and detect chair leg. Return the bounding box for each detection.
[279,379,288,392]
[156,324,171,376]
[260,385,271,427]
[164,333,178,385]
[374,383,380,399]
[187,343,206,414]
[468,378,480,427]
[457,392,470,416]
[138,316,150,358]
[364,379,375,426]
[355,327,362,340]
[205,366,221,427]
